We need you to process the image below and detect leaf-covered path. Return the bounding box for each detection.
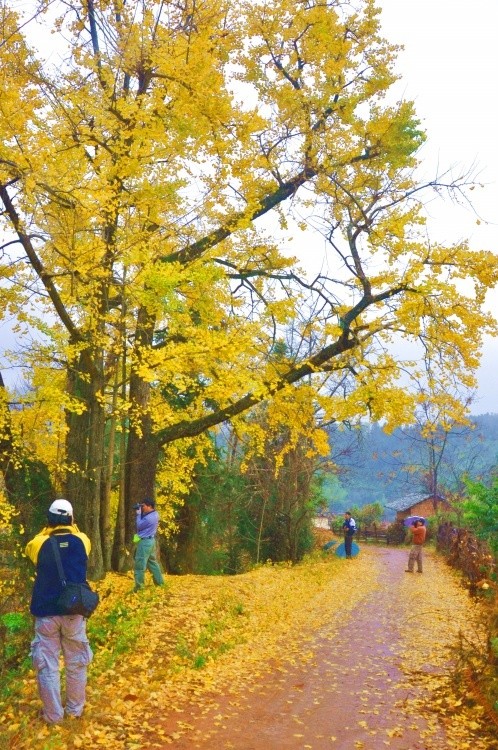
[150,547,494,750]
[5,546,497,749]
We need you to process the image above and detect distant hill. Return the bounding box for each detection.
[322,414,498,516]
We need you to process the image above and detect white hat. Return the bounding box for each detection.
[49,499,73,516]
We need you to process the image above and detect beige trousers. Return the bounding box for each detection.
[31,615,93,723]
[407,543,424,573]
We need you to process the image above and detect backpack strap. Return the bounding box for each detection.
[49,536,68,587]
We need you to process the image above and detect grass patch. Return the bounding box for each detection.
[1,612,29,632]
[0,611,32,686]
[88,582,169,674]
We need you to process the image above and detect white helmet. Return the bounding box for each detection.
[48,499,74,517]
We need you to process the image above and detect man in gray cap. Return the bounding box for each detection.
[25,499,93,724]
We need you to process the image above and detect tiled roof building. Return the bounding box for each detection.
[385,493,450,521]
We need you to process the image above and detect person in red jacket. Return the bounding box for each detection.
[25,499,93,724]
[405,519,427,573]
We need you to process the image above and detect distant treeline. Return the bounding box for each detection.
[322,413,498,515]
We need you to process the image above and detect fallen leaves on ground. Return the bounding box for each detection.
[1,549,496,749]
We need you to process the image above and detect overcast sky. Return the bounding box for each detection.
[1,0,497,413]
[378,0,498,414]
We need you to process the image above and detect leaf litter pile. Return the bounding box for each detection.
[2,547,496,749]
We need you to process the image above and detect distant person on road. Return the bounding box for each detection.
[405,519,427,573]
[342,511,357,559]
[133,497,164,591]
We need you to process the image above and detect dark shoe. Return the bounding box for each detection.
[417,571,423,574]
[405,570,413,573]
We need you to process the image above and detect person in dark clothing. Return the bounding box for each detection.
[25,499,93,724]
[133,497,164,591]
[342,511,357,559]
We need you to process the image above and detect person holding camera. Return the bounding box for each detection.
[25,499,93,724]
[405,519,427,573]
[133,497,164,591]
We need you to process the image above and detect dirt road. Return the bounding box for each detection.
[154,547,494,750]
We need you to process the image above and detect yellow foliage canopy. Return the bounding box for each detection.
[0,1,496,566]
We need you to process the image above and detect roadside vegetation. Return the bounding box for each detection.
[1,547,497,750]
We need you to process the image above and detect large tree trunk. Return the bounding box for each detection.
[166,497,198,574]
[101,373,120,571]
[119,306,161,570]
[111,394,131,570]
[65,350,106,578]
[124,374,161,545]
[111,476,132,571]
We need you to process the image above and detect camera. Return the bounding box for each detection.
[132,503,142,510]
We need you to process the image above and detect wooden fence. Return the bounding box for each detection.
[436,522,496,585]
[355,525,390,544]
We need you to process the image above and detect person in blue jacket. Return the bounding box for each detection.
[133,497,164,591]
[342,510,357,559]
[25,499,93,724]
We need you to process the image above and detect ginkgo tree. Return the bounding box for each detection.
[0,0,497,576]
